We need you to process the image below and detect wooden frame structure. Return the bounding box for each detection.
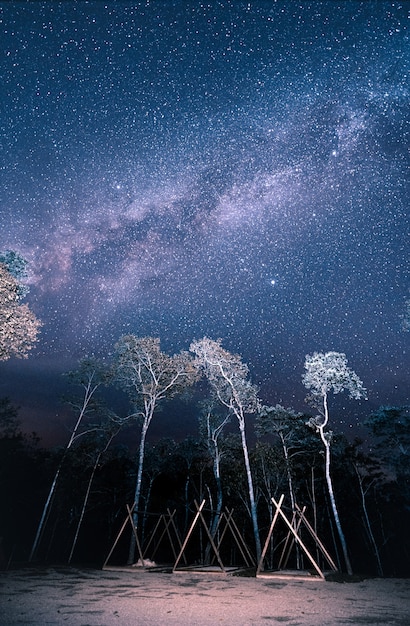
[173,500,255,574]
[103,505,183,570]
[256,495,338,580]
[141,508,186,566]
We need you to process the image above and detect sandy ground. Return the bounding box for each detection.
[0,566,409,626]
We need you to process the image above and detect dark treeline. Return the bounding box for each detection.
[0,345,409,578]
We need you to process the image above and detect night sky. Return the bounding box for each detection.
[1,1,409,445]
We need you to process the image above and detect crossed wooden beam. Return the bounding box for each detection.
[103,504,184,569]
[256,494,338,578]
[173,500,255,573]
[104,495,337,578]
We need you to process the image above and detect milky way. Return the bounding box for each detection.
[1,1,408,441]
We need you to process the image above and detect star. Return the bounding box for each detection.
[0,0,408,443]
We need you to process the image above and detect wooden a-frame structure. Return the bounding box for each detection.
[256,495,338,580]
[173,499,255,574]
[141,508,187,566]
[103,504,184,570]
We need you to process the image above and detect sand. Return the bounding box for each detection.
[0,566,409,625]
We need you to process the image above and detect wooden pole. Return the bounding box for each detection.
[271,497,325,579]
[173,500,206,571]
[103,503,136,569]
[257,494,285,575]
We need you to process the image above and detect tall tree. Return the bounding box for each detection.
[365,406,410,462]
[114,335,198,563]
[0,250,30,298]
[67,419,122,564]
[174,436,208,535]
[344,439,385,576]
[256,404,318,568]
[198,399,230,549]
[256,404,306,513]
[190,337,261,561]
[0,396,20,437]
[29,358,112,561]
[0,398,43,564]
[0,260,41,361]
[365,405,410,503]
[138,438,178,543]
[302,351,367,575]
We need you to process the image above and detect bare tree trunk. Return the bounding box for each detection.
[205,445,223,564]
[141,475,155,547]
[323,438,352,574]
[29,465,61,562]
[280,434,296,512]
[68,456,99,564]
[183,473,190,536]
[239,419,261,562]
[29,371,102,562]
[68,429,119,564]
[210,443,223,532]
[280,432,302,567]
[309,465,321,566]
[325,495,342,571]
[127,420,149,564]
[320,393,352,575]
[354,465,384,576]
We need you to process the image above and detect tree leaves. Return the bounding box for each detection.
[0,263,41,361]
[302,351,367,400]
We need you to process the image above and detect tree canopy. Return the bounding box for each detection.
[0,262,41,361]
[302,351,367,402]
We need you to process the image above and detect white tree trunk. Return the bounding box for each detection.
[355,465,384,577]
[29,380,97,562]
[68,429,118,564]
[127,419,149,564]
[28,466,61,562]
[320,393,352,575]
[239,418,261,562]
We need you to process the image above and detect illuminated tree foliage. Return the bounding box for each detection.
[190,337,261,561]
[303,351,367,575]
[114,335,198,563]
[0,260,41,361]
[0,250,30,298]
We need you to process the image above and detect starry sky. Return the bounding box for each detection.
[1,1,409,444]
